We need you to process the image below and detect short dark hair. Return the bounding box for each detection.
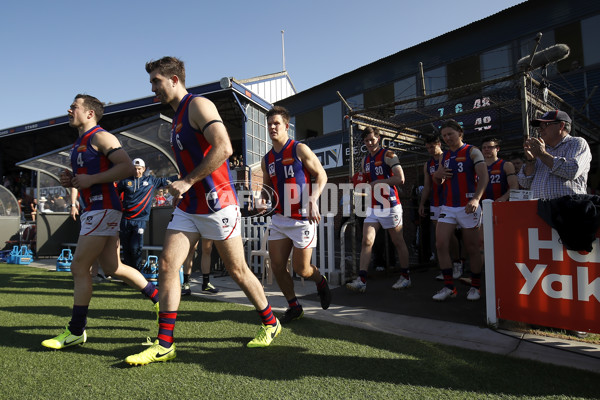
[440,119,463,133]
[75,94,104,122]
[481,137,501,147]
[424,133,441,144]
[266,105,290,124]
[361,126,381,140]
[145,56,186,85]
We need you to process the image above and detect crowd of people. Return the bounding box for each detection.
[347,110,593,305]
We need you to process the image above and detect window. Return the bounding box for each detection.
[481,45,512,80]
[447,55,480,89]
[394,76,417,114]
[295,108,323,140]
[364,83,394,108]
[581,14,600,67]
[555,22,584,73]
[323,102,342,134]
[244,103,268,167]
[424,66,447,106]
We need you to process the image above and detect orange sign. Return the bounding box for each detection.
[490,201,599,333]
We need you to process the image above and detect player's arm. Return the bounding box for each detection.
[379,151,404,187]
[169,97,232,199]
[71,131,134,189]
[156,174,180,188]
[69,188,79,221]
[432,154,450,185]
[468,148,488,213]
[297,143,328,223]
[497,161,518,202]
[257,158,273,211]
[419,161,431,217]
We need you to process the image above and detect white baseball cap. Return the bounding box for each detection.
[133,158,145,168]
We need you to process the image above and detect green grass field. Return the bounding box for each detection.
[0,264,598,400]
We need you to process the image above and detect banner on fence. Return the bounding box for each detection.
[485,200,599,334]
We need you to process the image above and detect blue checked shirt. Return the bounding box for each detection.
[517,135,591,200]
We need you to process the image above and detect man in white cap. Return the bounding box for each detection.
[116,158,178,270]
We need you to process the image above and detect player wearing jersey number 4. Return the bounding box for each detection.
[42,94,160,351]
[125,57,281,366]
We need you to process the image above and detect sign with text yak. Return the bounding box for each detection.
[491,201,599,334]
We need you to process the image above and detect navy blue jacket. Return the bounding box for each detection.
[117,174,178,221]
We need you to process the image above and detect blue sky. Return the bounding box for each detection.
[0,0,523,130]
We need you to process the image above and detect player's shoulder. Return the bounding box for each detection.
[384,150,397,159]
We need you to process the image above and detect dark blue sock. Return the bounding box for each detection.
[68,305,88,336]
[359,270,367,283]
[141,282,159,304]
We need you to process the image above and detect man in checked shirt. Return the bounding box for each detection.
[519,110,592,200]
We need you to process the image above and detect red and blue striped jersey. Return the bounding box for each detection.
[264,138,311,220]
[70,125,122,212]
[363,148,400,208]
[171,94,238,214]
[441,144,477,207]
[483,159,508,200]
[426,157,443,207]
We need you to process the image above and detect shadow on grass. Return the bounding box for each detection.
[2,265,599,398]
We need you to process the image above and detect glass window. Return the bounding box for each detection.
[295,108,323,140]
[582,14,600,66]
[447,55,480,89]
[323,102,342,134]
[555,22,584,73]
[394,76,417,114]
[254,138,260,155]
[364,84,394,108]
[424,66,447,106]
[481,45,512,80]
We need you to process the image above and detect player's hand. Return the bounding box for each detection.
[308,198,321,224]
[70,204,79,221]
[168,179,192,201]
[71,174,94,189]
[465,198,479,214]
[418,203,426,218]
[433,165,452,181]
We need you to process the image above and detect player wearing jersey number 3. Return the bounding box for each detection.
[432,120,488,302]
